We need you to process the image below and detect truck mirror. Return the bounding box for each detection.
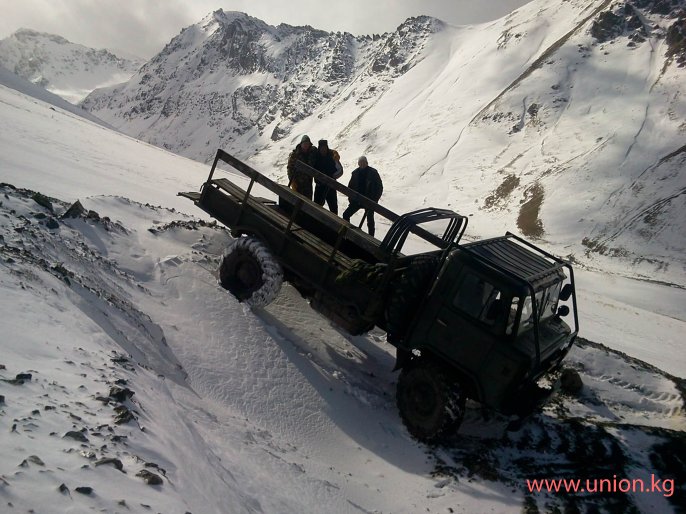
[557,305,570,317]
[559,284,573,301]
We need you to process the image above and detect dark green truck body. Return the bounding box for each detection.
[181,150,579,430]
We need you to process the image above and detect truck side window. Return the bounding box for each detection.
[453,273,502,326]
[506,297,519,335]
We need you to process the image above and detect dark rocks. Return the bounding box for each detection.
[591,11,625,42]
[20,455,45,467]
[58,483,70,494]
[144,462,167,476]
[110,355,130,365]
[0,395,4,404]
[61,200,86,219]
[63,430,89,442]
[560,368,584,394]
[666,15,686,66]
[108,386,134,402]
[95,458,124,471]
[75,486,93,495]
[46,217,59,229]
[31,192,54,212]
[28,455,45,466]
[2,378,27,385]
[15,373,32,381]
[113,405,135,425]
[136,469,163,485]
[28,455,44,465]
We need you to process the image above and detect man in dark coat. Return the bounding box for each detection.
[312,139,339,214]
[342,156,383,236]
[287,135,317,200]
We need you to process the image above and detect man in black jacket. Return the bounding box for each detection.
[342,156,383,236]
[287,135,317,200]
[312,139,339,214]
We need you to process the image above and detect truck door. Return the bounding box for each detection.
[429,269,506,375]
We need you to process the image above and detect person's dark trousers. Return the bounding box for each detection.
[314,184,338,215]
[342,203,375,236]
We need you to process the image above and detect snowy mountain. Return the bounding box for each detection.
[82,0,686,287]
[0,28,144,103]
[82,9,440,153]
[1,68,685,514]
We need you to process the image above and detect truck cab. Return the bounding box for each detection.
[395,234,578,440]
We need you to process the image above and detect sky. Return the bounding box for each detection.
[0,0,533,58]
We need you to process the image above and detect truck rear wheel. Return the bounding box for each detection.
[218,237,283,307]
[396,360,465,441]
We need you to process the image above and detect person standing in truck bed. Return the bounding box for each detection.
[287,135,317,200]
[342,156,383,237]
[312,139,341,215]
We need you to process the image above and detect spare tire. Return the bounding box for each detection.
[218,237,283,307]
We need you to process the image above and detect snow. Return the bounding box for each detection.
[0,77,525,514]
[0,29,143,104]
[81,0,686,292]
[1,8,685,514]
[0,66,112,129]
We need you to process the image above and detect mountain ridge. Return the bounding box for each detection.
[0,28,144,103]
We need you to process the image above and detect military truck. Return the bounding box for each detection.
[180,150,579,441]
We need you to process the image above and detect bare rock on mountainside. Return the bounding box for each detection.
[80,11,441,152]
[136,469,163,486]
[591,0,686,65]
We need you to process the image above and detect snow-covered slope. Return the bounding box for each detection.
[1,50,685,513]
[0,66,112,128]
[83,0,686,287]
[0,29,144,103]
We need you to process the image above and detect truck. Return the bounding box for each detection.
[179,149,579,441]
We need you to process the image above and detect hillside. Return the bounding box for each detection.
[1,72,685,514]
[82,0,686,287]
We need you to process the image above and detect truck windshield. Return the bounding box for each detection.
[506,282,562,335]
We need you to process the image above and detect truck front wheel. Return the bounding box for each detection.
[396,360,465,441]
[218,237,283,307]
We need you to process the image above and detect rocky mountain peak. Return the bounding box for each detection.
[83,9,441,148]
[12,28,69,45]
[371,16,442,75]
[206,9,272,34]
[590,0,686,65]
